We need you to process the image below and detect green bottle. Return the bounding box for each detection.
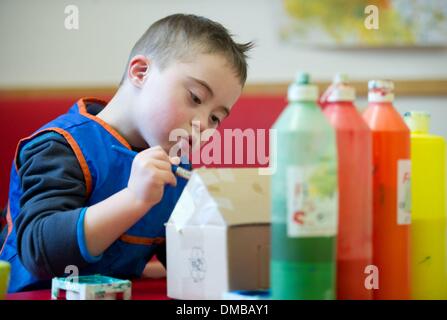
[270,73,338,300]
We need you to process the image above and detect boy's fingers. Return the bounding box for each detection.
[151,150,170,161]
[170,156,181,165]
[156,170,177,187]
[149,159,172,172]
[136,146,177,186]
[139,147,170,162]
[146,160,177,187]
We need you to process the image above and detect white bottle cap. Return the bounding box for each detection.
[368,80,394,102]
[288,72,319,102]
[325,73,355,102]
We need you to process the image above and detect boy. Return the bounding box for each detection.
[0,14,253,292]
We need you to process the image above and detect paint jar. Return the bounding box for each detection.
[404,111,447,299]
[0,260,11,299]
[363,80,411,300]
[322,74,373,300]
[270,72,338,299]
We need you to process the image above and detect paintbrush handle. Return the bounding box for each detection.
[172,165,192,180]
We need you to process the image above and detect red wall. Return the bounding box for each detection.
[0,94,286,208]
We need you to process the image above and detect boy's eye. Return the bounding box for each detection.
[211,115,221,126]
[190,92,202,105]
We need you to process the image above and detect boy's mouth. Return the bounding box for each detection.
[173,135,193,158]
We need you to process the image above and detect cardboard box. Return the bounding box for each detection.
[166,168,271,300]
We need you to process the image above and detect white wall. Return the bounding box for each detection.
[357,97,447,140]
[1,0,446,139]
[1,0,447,87]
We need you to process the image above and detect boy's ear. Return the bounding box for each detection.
[128,55,150,88]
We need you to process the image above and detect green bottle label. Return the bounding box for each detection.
[286,165,338,237]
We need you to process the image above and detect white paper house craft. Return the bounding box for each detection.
[166,168,271,300]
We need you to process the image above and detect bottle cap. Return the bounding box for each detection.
[288,72,319,102]
[404,111,430,134]
[322,73,355,102]
[368,80,394,102]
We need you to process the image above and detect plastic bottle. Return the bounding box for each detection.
[322,74,373,300]
[404,111,447,299]
[363,80,411,300]
[270,72,338,299]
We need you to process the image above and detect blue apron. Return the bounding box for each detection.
[0,98,189,292]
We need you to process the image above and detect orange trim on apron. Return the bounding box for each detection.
[119,234,165,246]
[0,202,12,255]
[77,97,132,150]
[13,127,93,197]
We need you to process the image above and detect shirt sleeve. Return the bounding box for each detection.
[14,131,92,279]
[76,207,102,263]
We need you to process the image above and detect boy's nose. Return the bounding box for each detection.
[192,114,210,132]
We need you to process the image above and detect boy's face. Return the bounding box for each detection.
[131,53,242,159]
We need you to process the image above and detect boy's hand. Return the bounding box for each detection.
[127,146,180,207]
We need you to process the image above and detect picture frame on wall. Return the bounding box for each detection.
[277,0,447,48]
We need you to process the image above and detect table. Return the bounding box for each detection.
[6,277,169,300]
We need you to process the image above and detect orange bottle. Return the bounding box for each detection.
[363,80,411,300]
[322,74,373,300]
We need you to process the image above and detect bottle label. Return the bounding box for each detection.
[286,165,338,237]
[397,159,411,225]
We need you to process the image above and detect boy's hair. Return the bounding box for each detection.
[120,14,254,86]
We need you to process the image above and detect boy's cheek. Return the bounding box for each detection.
[163,112,188,133]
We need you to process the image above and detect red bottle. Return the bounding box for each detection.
[322,74,373,300]
[363,80,411,300]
